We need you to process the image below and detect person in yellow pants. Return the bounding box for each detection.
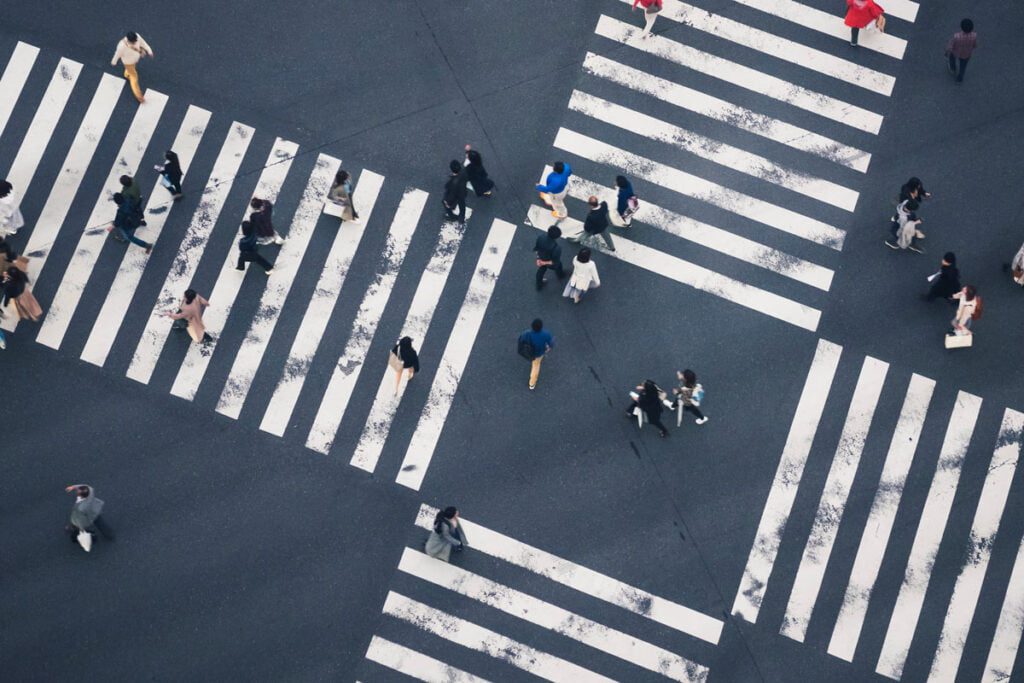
[111,31,153,103]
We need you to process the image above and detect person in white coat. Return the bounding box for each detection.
[562,247,600,304]
[0,180,25,237]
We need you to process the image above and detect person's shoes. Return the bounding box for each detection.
[145,245,152,255]
[529,383,536,391]
[850,40,858,46]
[623,219,632,228]
[483,191,493,197]
[264,268,275,275]
[659,430,668,438]
[202,333,214,344]
[274,236,285,245]
[908,245,925,254]
[884,240,899,250]
[696,417,709,425]
[235,265,245,271]
[173,193,183,200]
[140,220,147,226]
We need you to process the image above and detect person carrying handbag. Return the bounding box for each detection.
[390,336,420,395]
[633,0,663,39]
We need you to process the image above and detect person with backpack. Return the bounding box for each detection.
[518,318,553,391]
[534,225,566,290]
[671,369,709,425]
[626,379,670,438]
[613,175,638,227]
[950,285,980,335]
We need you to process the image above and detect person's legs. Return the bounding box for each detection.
[529,356,543,388]
[394,367,404,394]
[957,57,969,82]
[118,227,152,251]
[123,64,144,102]
[647,412,669,436]
[599,230,616,252]
[641,10,657,37]
[552,259,566,280]
[254,252,274,272]
[236,251,249,270]
[550,190,568,219]
[850,26,860,45]
[535,263,549,289]
[684,404,705,420]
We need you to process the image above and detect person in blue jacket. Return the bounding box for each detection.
[536,161,572,219]
[614,175,637,227]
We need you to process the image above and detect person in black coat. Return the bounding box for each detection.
[235,220,274,274]
[927,251,961,304]
[569,196,616,252]
[443,160,468,223]
[463,145,494,197]
[392,336,420,394]
[155,150,183,198]
[626,379,669,437]
[533,226,566,290]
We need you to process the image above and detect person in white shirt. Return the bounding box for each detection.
[562,247,600,304]
[111,31,153,103]
[0,180,25,237]
[950,285,978,335]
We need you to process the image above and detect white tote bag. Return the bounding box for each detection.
[77,530,93,552]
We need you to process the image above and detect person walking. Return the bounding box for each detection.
[65,484,114,548]
[108,193,153,253]
[2,266,43,322]
[950,285,980,336]
[562,247,600,304]
[154,151,183,199]
[536,162,572,220]
[569,196,616,252]
[885,198,924,253]
[633,0,663,39]
[424,506,467,562]
[926,252,962,303]
[845,0,885,47]
[946,18,977,83]
[163,288,212,343]
[627,380,670,437]
[463,145,494,197]
[390,336,420,395]
[119,174,143,208]
[110,31,153,104]
[534,226,566,291]
[327,170,360,223]
[613,175,638,227]
[518,318,553,391]
[443,160,468,223]
[250,198,284,245]
[671,369,709,425]
[900,177,930,204]
[236,220,274,274]
[0,180,25,237]
[1007,241,1024,286]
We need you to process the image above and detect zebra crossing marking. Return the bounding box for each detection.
[983,529,1024,682]
[0,41,38,139]
[364,636,489,683]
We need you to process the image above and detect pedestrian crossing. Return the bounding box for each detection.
[732,338,1024,681]
[358,503,722,681]
[530,0,922,333]
[0,39,512,492]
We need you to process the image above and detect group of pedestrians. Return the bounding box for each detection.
[0,182,43,350]
[625,370,709,438]
[442,145,495,224]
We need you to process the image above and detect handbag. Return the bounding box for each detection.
[77,530,93,552]
[159,174,173,189]
[388,349,404,372]
[944,332,973,349]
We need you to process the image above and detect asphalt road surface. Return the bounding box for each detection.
[3,1,1024,681]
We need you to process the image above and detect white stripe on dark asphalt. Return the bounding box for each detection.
[0,42,39,140]
[364,636,490,683]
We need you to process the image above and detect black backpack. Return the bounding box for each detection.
[517,332,535,360]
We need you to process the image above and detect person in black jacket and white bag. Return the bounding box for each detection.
[390,336,420,395]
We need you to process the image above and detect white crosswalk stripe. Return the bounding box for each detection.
[0,42,38,139]
[169,137,298,401]
[36,89,168,350]
[984,531,1024,682]
[364,636,490,683]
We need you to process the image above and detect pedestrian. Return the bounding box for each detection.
[926,252,962,303]
[424,506,467,562]
[534,226,566,291]
[950,285,980,335]
[163,288,212,343]
[250,198,284,245]
[946,18,977,83]
[1007,241,1024,286]
[569,196,616,252]
[443,160,468,223]
[845,0,885,47]
[0,179,25,237]
[899,177,930,204]
[327,170,360,223]
[108,193,153,253]
[627,380,670,437]
[0,236,20,273]
[110,31,153,104]
[2,266,43,322]
[235,220,274,274]
[119,174,142,207]
[536,161,572,220]
[65,484,114,549]
[632,0,663,39]
[390,336,420,395]
[562,247,600,304]
[463,145,494,197]
[154,151,183,198]
[885,198,924,253]
[517,318,553,391]
[613,175,638,227]
[671,369,709,425]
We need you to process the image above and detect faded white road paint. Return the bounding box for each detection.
[983,528,1024,682]
[364,636,489,682]
[0,42,38,140]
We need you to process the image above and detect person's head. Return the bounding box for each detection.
[76,485,91,499]
[119,175,133,188]
[449,160,462,174]
[964,284,977,301]
[682,369,697,387]
[553,161,564,174]
[165,150,178,164]
[905,199,920,212]
[546,226,562,240]
[587,195,599,208]
[643,379,658,394]
[467,149,482,164]
[125,31,138,43]
[0,180,11,198]
[112,192,125,206]
[943,251,956,266]
[615,175,629,189]
[961,18,974,33]
[241,220,253,236]
[183,288,197,304]
[577,247,592,264]
[531,318,543,332]
[398,336,413,350]
[434,505,459,531]
[905,177,922,192]
[335,170,350,185]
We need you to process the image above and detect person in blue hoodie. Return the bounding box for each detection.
[536,161,572,219]
[614,175,638,227]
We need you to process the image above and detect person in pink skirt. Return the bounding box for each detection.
[845,0,885,47]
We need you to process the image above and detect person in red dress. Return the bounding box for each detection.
[844,0,885,47]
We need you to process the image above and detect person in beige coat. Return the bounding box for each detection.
[562,247,600,304]
[164,288,212,343]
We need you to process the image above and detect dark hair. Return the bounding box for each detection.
[250,198,262,210]
[77,485,91,498]
[531,318,543,332]
[0,180,12,198]
[961,18,973,33]
[335,170,350,185]
[119,175,133,188]
[449,160,462,174]
[553,161,564,174]
[126,31,138,42]
[964,285,977,301]
[643,379,658,395]
[433,506,458,533]
[905,177,923,192]
[577,247,592,263]
[467,150,482,165]
[112,192,126,205]
[682,369,697,387]
[546,226,562,239]
[183,288,197,304]
[165,151,179,164]
[943,251,956,265]
[615,175,629,188]
[241,220,254,236]
[398,336,413,350]
[904,199,920,212]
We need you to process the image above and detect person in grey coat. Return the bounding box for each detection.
[65,484,114,542]
[424,506,467,562]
